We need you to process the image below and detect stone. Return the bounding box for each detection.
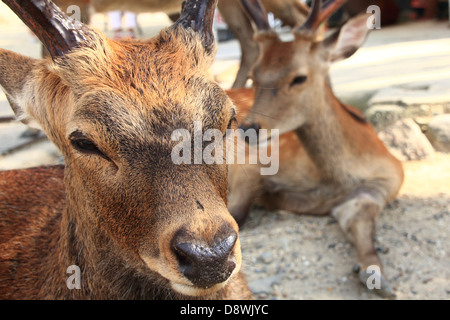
[414,116,434,133]
[260,251,273,264]
[378,118,435,161]
[365,104,406,132]
[425,114,450,153]
[368,82,450,115]
[248,275,282,295]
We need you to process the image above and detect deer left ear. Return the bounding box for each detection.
[322,13,371,63]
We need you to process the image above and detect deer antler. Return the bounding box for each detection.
[241,0,271,32]
[174,0,219,53]
[242,0,346,35]
[298,0,347,32]
[2,0,90,59]
[300,0,322,30]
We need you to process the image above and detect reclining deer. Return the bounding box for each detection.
[227,0,404,298]
[0,0,251,299]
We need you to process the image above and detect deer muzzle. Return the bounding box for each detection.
[140,219,241,297]
[171,230,238,289]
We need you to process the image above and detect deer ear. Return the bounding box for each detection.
[0,49,37,124]
[323,13,371,63]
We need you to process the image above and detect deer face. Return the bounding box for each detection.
[241,33,318,137]
[239,0,370,140]
[0,0,241,297]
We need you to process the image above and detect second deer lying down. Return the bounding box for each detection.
[227,0,404,298]
[0,0,251,299]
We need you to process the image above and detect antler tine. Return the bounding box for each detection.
[2,0,89,59]
[241,0,272,32]
[314,0,347,30]
[298,0,347,32]
[175,0,219,53]
[299,0,322,31]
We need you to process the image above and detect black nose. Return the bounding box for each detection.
[238,123,261,145]
[171,229,238,288]
[239,122,261,133]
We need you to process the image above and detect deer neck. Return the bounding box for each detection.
[55,203,173,299]
[294,80,351,182]
[57,205,126,298]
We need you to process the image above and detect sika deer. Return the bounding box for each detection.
[227,0,404,298]
[0,0,251,299]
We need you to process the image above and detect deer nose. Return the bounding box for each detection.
[239,122,261,133]
[171,229,238,288]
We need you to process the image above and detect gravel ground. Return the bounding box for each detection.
[239,153,449,300]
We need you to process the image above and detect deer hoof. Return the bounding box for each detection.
[358,268,396,299]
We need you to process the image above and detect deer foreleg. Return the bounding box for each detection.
[331,192,395,298]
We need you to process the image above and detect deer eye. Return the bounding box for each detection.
[290,75,308,87]
[71,139,98,153]
[69,131,109,160]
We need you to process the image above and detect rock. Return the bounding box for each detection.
[365,105,405,132]
[248,275,282,295]
[414,116,433,133]
[368,83,450,118]
[376,245,390,254]
[425,114,450,153]
[259,251,273,264]
[378,119,435,161]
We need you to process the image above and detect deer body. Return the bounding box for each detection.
[0,0,251,300]
[227,0,404,298]
[228,87,402,216]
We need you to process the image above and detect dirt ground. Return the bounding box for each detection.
[239,153,449,300]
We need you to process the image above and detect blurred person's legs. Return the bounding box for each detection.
[109,10,123,40]
[123,12,137,39]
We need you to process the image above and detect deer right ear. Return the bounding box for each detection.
[0,49,37,124]
[323,13,371,63]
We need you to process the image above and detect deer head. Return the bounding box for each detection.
[240,0,371,139]
[0,0,241,297]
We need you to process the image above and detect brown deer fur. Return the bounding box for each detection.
[227,2,404,298]
[0,0,251,300]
